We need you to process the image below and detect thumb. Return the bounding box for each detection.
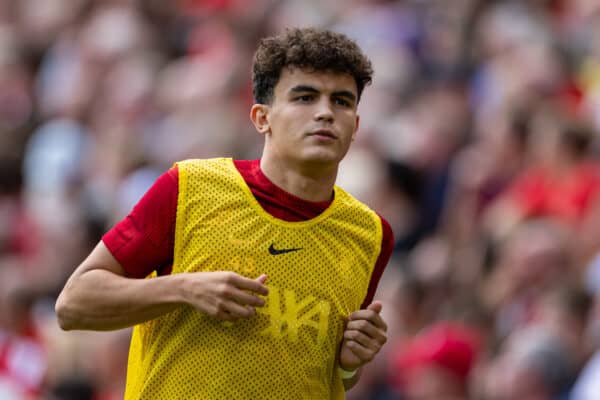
[367,301,383,314]
[255,274,268,284]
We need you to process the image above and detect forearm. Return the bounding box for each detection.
[56,269,184,331]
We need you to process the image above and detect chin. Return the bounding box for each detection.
[300,152,342,165]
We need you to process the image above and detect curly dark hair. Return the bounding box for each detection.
[252,27,373,105]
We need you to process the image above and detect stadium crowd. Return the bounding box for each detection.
[1,0,600,398]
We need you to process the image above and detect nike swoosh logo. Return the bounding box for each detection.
[268,243,303,255]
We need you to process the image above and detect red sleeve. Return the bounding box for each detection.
[360,215,395,309]
[102,167,178,278]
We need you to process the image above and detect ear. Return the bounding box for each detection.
[250,104,271,135]
[352,115,360,141]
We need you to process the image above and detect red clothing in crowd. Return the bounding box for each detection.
[507,162,600,225]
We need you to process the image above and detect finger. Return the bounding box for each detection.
[228,289,266,307]
[345,320,387,343]
[255,274,268,284]
[343,329,381,350]
[230,274,269,295]
[348,311,387,331]
[215,309,237,321]
[344,340,376,362]
[224,301,256,318]
[367,301,382,314]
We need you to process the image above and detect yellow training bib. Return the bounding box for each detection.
[125,158,383,399]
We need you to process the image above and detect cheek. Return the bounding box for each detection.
[343,118,358,139]
[343,112,358,129]
[272,109,302,130]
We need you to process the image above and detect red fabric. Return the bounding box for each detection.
[390,322,481,390]
[233,160,334,221]
[180,0,233,14]
[559,80,585,117]
[103,160,394,305]
[102,169,178,279]
[507,162,600,225]
[361,218,393,308]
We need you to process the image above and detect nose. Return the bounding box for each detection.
[314,98,334,123]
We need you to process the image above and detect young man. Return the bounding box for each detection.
[56,27,394,399]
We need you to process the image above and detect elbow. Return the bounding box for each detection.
[55,293,76,331]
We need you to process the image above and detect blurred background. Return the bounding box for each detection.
[2,0,600,398]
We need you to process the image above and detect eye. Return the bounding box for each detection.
[295,95,314,102]
[333,97,351,107]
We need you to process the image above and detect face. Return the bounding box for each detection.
[251,68,360,170]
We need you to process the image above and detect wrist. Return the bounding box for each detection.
[337,366,358,380]
[170,273,191,305]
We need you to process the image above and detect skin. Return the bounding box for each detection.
[56,66,387,390]
[251,67,360,202]
[56,243,269,331]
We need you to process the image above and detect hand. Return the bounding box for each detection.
[339,301,387,372]
[180,271,268,321]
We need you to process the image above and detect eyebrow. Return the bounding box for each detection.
[290,85,357,102]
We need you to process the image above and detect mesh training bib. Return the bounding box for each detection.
[125,158,383,399]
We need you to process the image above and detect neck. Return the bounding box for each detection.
[260,155,337,202]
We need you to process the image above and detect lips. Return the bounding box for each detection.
[309,129,337,139]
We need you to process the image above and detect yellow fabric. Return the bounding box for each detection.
[125,158,383,399]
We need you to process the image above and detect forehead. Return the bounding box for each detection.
[274,68,357,96]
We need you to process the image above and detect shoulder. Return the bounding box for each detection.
[176,157,234,170]
[175,158,237,181]
[333,186,394,240]
[333,185,380,217]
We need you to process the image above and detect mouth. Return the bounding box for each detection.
[309,129,337,140]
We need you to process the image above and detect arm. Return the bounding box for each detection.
[55,241,269,331]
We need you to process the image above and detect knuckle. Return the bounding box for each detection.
[221,287,233,298]
[223,272,236,283]
[356,320,369,331]
[214,299,226,311]
[217,283,230,296]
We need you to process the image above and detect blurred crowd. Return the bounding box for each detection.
[2,0,600,398]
